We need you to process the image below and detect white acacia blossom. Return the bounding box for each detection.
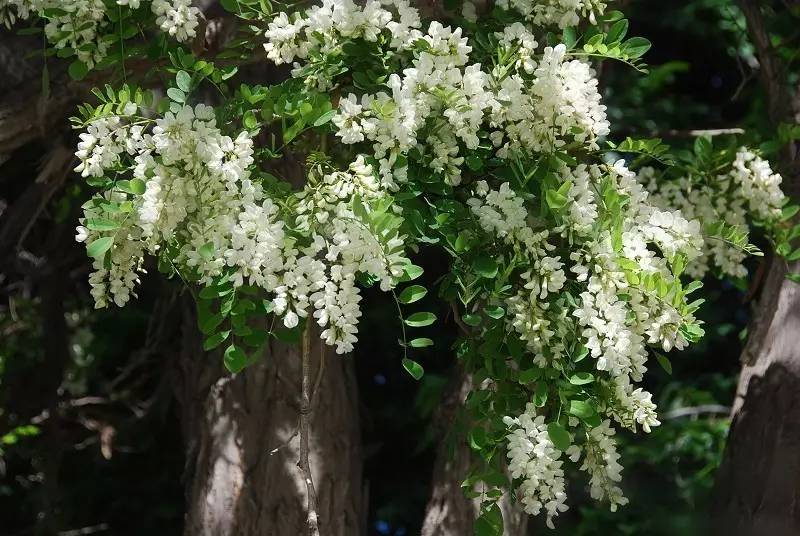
[496,0,607,28]
[503,405,569,529]
[643,148,786,279]
[75,104,408,355]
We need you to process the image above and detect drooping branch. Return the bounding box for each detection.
[299,322,321,536]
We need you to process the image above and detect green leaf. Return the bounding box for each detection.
[569,372,594,385]
[468,427,487,451]
[693,135,712,159]
[223,344,247,373]
[199,283,234,299]
[68,60,89,81]
[167,87,186,103]
[569,399,600,426]
[398,285,427,304]
[243,329,270,348]
[781,204,800,221]
[243,110,257,129]
[474,513,501,536]
[484,306,505,319]
[120,178,146,195]
[87,237,113,259]
[786,248,800,262]
[313,109,337,127]
[462,313,481,327]
[546,188,569,210]
[473,255,498,278]
[534,381,548,407]
[402,357,424,380]
[405,312,436,327]
[409,337,434,348]
[546,422,571,451]
[400,264,424,282]
[176,70,192,92]
[200,313,224,335]
[518,368,542,384]
[624,36,652,58]
[684,280,703,294]
[607,19,629,43]
[283,118,305,143]
[85,218,119,231]
[220,0,239,12]
[203,330,230,351]
[465,154,483,171]
[563,26,578,48]
[199,242,215,261]
[655,352,673,375]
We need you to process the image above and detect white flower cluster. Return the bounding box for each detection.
[496,0,607,28]
[331,21,491,186]
[503,404,569,529]
[495,22,539,74]
[504,410,629,527]
[75,105,407,354]
[643,148,786,279]
[606,375,660,433]
[573,420,628,511]
[470,159,703,522]
[0,0,199,66]
[263,0,421,77]
[267,3,610,186]
[151,0,201,42]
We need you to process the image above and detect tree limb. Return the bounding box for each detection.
[299,322,321,536]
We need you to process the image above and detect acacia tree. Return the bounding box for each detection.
[1,0,798,534]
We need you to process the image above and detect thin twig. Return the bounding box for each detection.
[662,405,731,420]
[449,302,471,336]
[269,419,300,456]
[298,322,321,536]
[310,343,326,409]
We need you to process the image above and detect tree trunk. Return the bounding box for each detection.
[421,369,528,536]
[712,260,800,535]
[711,2,800,534]
[173,298,364,535]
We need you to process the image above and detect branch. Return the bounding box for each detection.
[739,0,791,125]
[449,302,471,336]
[662,404,731,420]
[298,322,320,536]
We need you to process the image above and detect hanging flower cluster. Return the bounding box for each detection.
[495,0,607,28]
[74,98,408,356]
[643,147,786,279]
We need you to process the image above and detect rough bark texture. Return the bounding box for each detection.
[713,260,800,535]
[421,369,528,536]
[174,299,364,536]
[711,2,800,534]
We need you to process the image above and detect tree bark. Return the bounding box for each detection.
[711,2,800,534]
[712,259,800,535]
[421,369,528,536]
[173,299,364,536]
